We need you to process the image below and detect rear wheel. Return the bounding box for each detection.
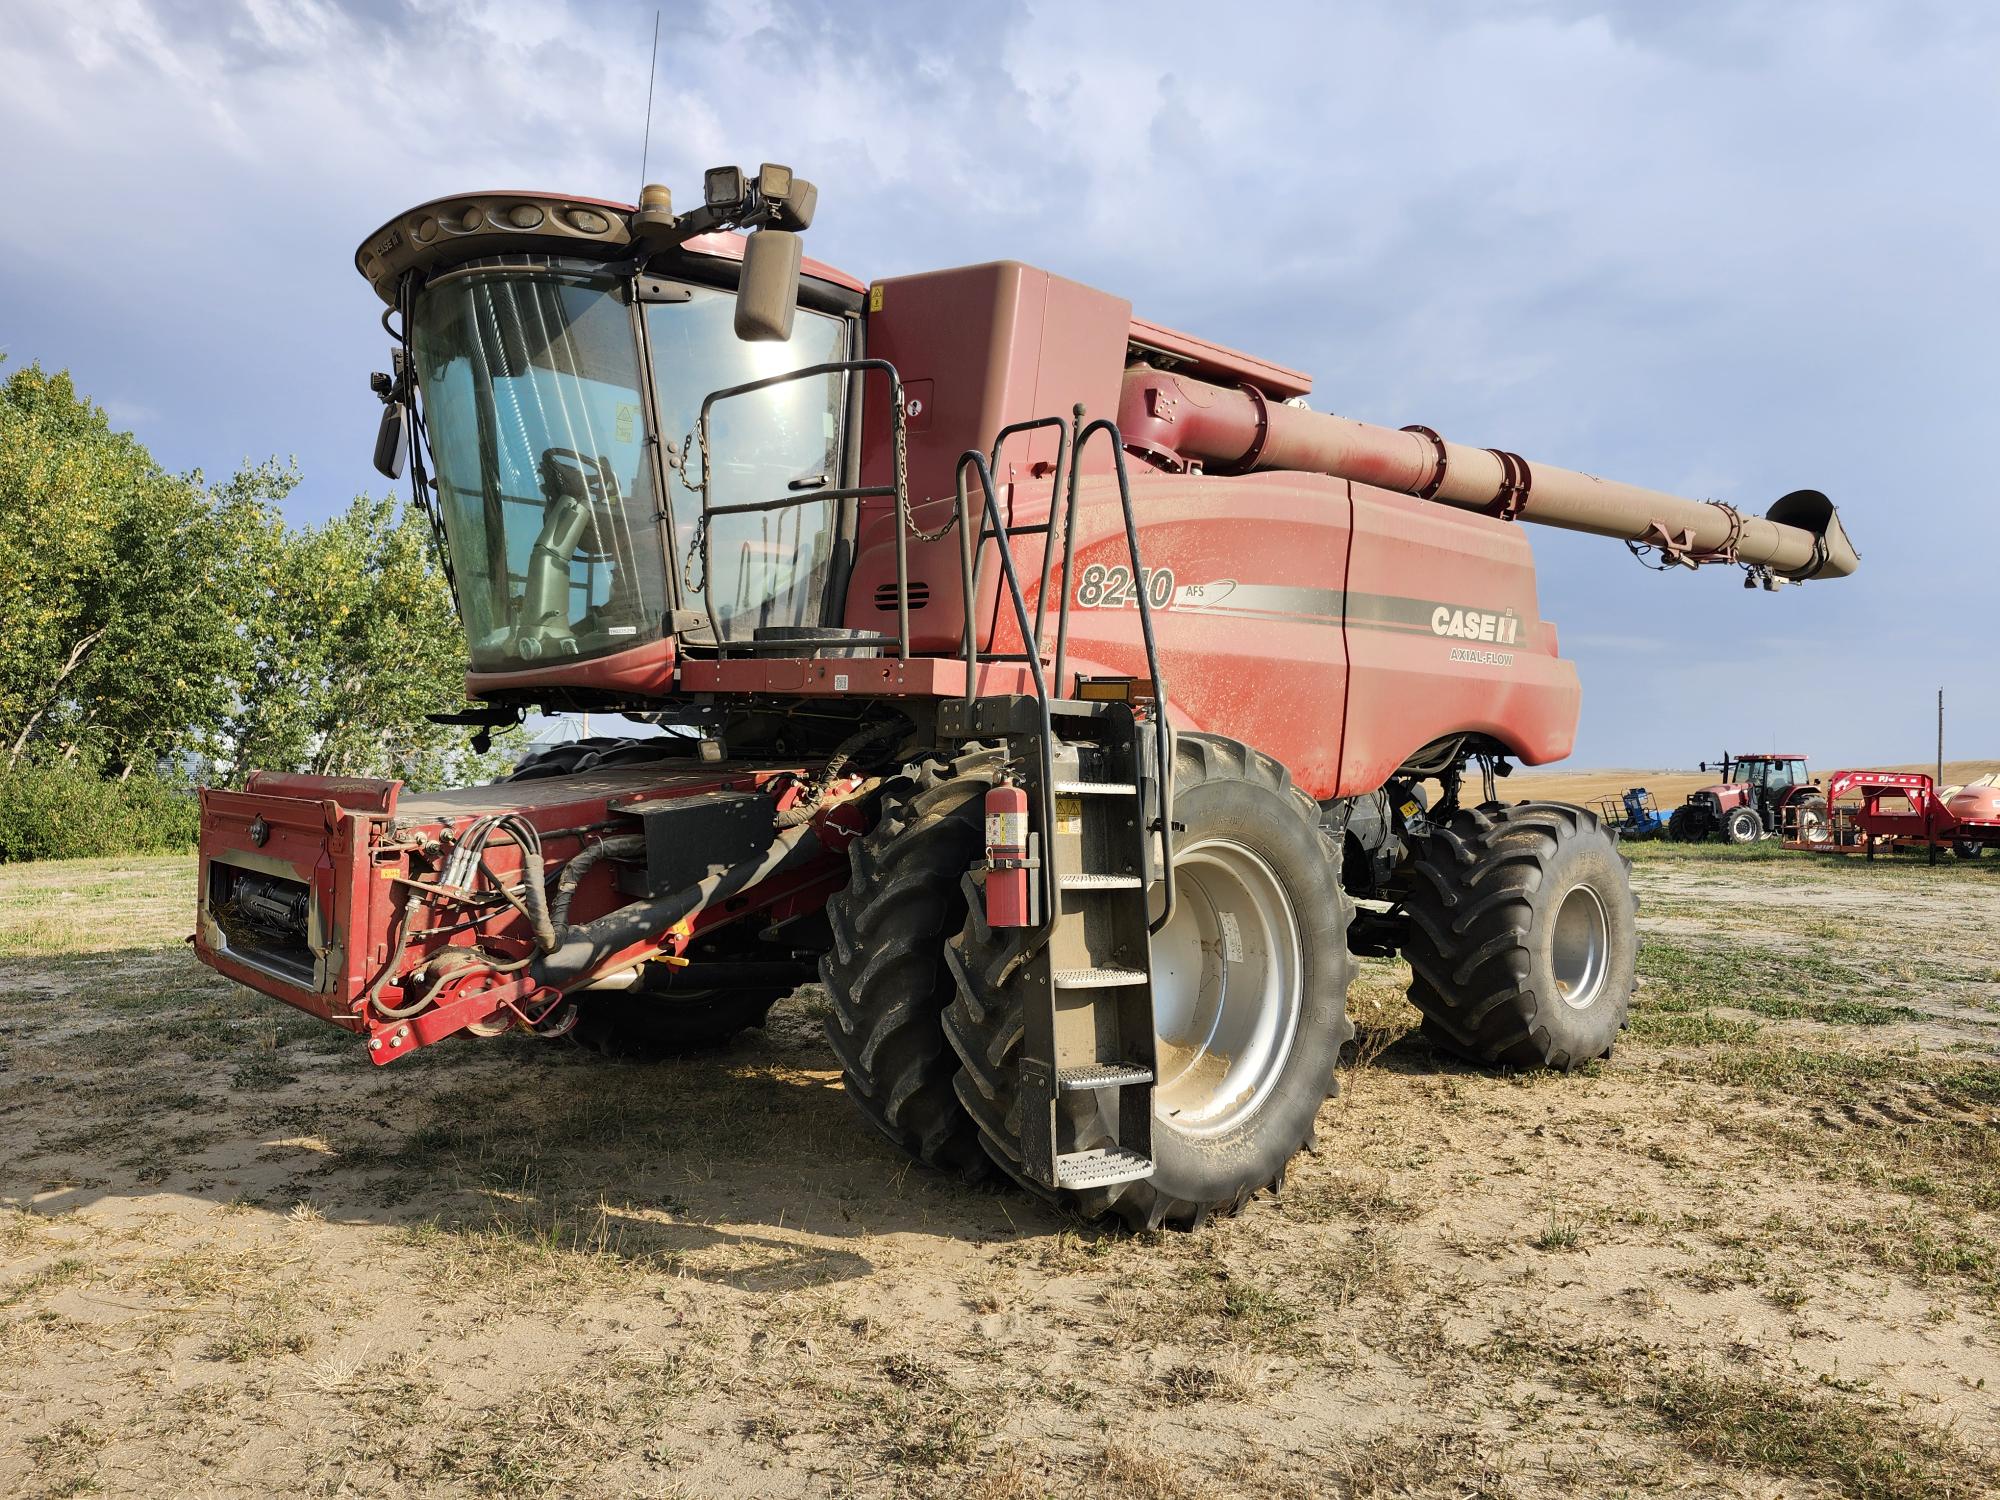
[818,749,999,1178]
[944,734,1354,1230]
[1955,839,1985,860]
[1403,801,1635,1070]
[1722,804,1763,844]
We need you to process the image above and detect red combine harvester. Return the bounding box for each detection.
[192,167,1860,1227]
[1821,771,2000,859]
[1667,752,1829,845]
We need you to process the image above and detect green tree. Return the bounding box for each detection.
[218,493,493,788]
[0,359,491,803]
[0,360,250,775]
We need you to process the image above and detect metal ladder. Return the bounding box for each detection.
[945,410,1175,1192]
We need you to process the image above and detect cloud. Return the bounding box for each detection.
[0,0,1993,766]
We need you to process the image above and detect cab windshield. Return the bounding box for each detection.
[413,267,662,671]
[411,266,851,668]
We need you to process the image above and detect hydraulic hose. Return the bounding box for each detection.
[532,822,827,991]
[550,833,648,928]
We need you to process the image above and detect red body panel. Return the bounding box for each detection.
[865,466,1572,800]
[848,262,1132,653]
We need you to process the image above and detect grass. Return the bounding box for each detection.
[3,831,1998,1496]
[1501,1325,1996,1498]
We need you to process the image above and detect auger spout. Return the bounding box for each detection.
[1117,368,1858,581]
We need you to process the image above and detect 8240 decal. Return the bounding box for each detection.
[1075,563,1176,609]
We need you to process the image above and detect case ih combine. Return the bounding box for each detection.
[193,167,1860,1228]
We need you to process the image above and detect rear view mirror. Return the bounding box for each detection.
[373,401,408,480]
[735,229,802,342]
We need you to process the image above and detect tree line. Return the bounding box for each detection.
[0,360,498,859]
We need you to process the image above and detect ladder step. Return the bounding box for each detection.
[1054,1147,1155,1189]
[1053,966,1148,989]
[1057,872,1144,890]
[1058,1063,1154,1092]
[1052,780,1138,796]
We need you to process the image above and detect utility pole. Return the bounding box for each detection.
[1931,687,1943,866]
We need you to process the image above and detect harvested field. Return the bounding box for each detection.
[1506,759,2000,812]
[2,846,1997,1498]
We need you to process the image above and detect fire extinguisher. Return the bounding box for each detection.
[983,777,1033,927]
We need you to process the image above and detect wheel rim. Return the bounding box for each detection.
[1550,882,1610,1011]
[1145,837,1303,1137]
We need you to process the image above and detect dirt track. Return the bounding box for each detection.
[2,847,1997,1497]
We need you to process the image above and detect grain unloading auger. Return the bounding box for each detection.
[1114,369,1859,587]
[194,167,1859,1229]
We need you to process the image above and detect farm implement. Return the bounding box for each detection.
[1595,788,1670,841]
[1811,771,2000,860]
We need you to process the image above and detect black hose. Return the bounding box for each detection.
[532,823,824,991]
[550,833,648,929]
[776,719,905,828]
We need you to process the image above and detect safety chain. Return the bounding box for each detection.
[896,414,958,543]
[670,429,708,594]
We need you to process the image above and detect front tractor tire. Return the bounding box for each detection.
[818,749,1001,1179]
[944,734,1356,1231]
[1666,804,1706,843]
[1403,802,1636,1071]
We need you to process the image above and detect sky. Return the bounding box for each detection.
[1,0,1994,769]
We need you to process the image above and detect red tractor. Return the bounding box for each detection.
[192,167,1859,1229]
[1667,752,1830,845]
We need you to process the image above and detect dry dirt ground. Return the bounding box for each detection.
[2,843,1998,1499]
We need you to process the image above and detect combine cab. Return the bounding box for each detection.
[192,166,1861,1228]
[1667,752,1829,845]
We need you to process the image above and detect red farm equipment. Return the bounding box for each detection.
[1666,752,1830,846]
[192,168,1861,1228]
[1819,771,2000,860]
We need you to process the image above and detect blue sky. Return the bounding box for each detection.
[2,0,1993,768]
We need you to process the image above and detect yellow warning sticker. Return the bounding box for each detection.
[615,403,638,442]
[1054,796,1083,836]
[868,283,884,312]
[1400,799,1420,819]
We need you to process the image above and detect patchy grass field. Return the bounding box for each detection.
[2,845,1997,1498]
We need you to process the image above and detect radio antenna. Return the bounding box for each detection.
[638,8,661,190]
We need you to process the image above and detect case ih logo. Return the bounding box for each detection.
[1431,606,1521,645]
